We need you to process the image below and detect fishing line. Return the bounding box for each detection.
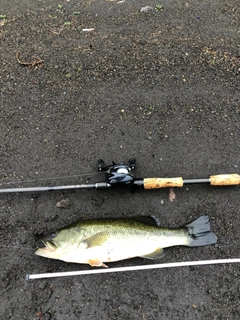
[26,258,240,280]
[0,171,100,187]
[0,245,34,251]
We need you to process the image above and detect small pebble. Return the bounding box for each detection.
[38,281,47,290]
[56,198,70,208]
[140,6,153,13]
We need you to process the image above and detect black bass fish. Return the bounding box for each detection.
[35,215,217,267]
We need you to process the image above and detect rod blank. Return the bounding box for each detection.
[0,182,110,193]
[183,179,210,184]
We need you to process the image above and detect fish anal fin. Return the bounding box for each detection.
[140,247,164,260]
[88,259,108,268]
[83,232,109,248]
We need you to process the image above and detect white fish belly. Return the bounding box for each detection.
[61,233,190,264]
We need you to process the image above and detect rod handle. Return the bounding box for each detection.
[144,177,183,189]
[210,174,240,186]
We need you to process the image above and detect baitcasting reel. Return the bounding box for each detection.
[98,158,136,188]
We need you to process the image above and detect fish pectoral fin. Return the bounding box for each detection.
[140,247,164,260]
[88,259,108,268]
[83,232,109,249]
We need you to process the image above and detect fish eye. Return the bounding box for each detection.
[51,232,57,238]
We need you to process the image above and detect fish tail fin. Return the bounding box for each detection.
[186,216,218,247]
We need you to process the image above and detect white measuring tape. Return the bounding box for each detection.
[26,258,240,280]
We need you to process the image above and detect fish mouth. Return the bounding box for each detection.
[35,240,57,255]
[35,240,58,258]
[42,239,57,251]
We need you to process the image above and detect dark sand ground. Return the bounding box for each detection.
[0,0,239,319]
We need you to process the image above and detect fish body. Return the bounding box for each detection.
[35,216,217,267]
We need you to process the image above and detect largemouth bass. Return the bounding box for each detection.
[35,215,217,267]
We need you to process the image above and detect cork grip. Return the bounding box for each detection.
[144,177,183,189]
[210,174,240,186]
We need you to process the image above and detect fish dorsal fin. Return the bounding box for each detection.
[132,215,160,227]
[83,232,109,248]
[140,247,164,260]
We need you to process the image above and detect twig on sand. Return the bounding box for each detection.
[16,52,43,67]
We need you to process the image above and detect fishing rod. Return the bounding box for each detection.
[0,158,239,194]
